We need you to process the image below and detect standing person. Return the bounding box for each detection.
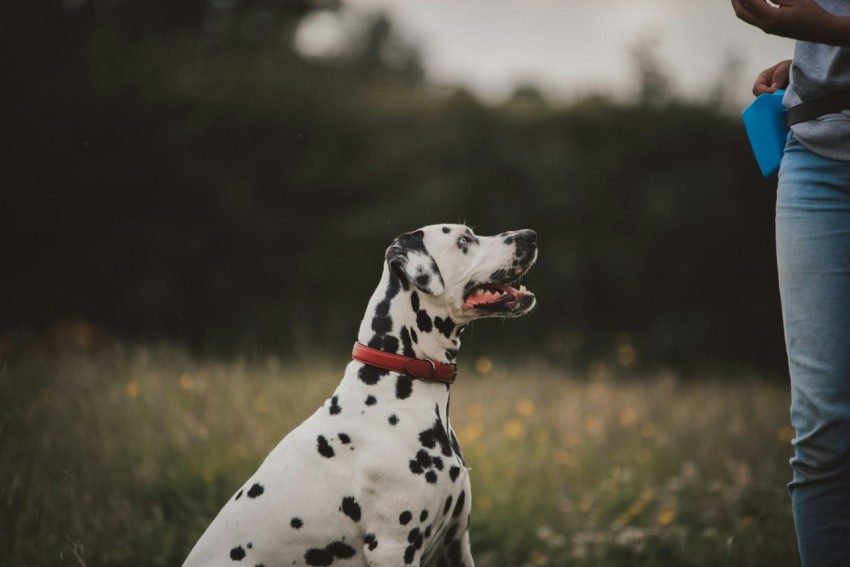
[731,1,850,565]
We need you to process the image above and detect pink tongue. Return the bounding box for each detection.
[465,286,517,306]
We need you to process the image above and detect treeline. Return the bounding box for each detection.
[3,0,784,373]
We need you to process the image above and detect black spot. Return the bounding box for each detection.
[404,527,425,564]
[329,396,342,415]
[448,539,462,567]
[400,327,415,358]
[411,292,420,312]
[416,310,433,333]
[444,524,458,545]
[420,509,429,522]
[234,490,243,501]
[396,375,413,400]
[385,269,403,297]
[338,433,351,444]
[446,349,458,361]
[305,542,356,566]
[453,491,466,518]
[434,316,455,339]
[376,297,391,316]
[425,525,432,538]
[404,545,416,565]
[450,430,465,463]
[358,364,387,385]
[432,457,444,470]
[365,395,377,406]
[449,466,461,482]
[489,268,512,283]
[419,419,453,457]
[400,510,412,525]
[317,435,334,458]
[247,543,253,549]
[340,496,362,522]
[409,460,423,475]
[230,546,246,561]
[394,270,411,291]
[388,414,399,426]
[364,533,378,551]
[411,329,418,344]
[425,471,438,483]
[370,293,394,337]
[503,236,515,245]
[383,335,399,354]
[304,548,332,567]
[247,483,264,498]
[291,517,303,529]
[442,226,451,234]
[415,450,431,468]
[444,496,453,515]
[415,273,431,290]
[461,247,468,254]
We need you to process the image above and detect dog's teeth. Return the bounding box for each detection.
[476,288,485,296]
[519,285,527,293]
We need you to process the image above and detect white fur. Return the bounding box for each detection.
[183,224,537,567]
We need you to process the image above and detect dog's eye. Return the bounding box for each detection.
[458,236,469,246]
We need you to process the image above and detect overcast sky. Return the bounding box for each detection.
[298,0,796,105]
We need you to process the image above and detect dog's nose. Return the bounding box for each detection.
[515,230,537,245]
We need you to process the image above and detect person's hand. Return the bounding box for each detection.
[731,0,850,46]
[753,59,792,95]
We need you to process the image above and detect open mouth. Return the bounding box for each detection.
[463,281,536,315]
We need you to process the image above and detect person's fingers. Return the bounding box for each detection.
[771,60,792,89]
[744,0,778,17]
[734,4,764,28]
[732,0,757,23]
[752,60,791,95]
[753,68,776,95]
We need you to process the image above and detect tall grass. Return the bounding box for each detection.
[0,334,798,566]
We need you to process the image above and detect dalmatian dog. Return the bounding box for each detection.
[183,223,538,567]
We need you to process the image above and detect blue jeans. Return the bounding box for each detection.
[776,133,850,567]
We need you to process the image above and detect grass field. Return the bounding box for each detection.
[0,329,799,566]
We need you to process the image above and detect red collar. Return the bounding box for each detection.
[352,342,457,384]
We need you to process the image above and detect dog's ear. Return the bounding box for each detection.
[386,230,445,296]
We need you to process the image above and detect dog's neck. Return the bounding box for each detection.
[357,266,465,366]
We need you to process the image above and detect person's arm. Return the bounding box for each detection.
[753,59,792,95]
[731,0,850,47]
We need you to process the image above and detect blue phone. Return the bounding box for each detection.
[742,90,788,179]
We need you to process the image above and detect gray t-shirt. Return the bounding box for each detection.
[783,0,850,160]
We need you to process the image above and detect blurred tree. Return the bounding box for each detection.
[1,2,785,374]
[631,36,672,106]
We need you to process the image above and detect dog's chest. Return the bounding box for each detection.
[319,365,467,485]
[289,366,471,563]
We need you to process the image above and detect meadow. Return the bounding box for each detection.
[0,329,799,566]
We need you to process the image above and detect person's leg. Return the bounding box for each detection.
[776,134,850,567]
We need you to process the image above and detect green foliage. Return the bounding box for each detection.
[0,343,798,565]
[3,0,784,372]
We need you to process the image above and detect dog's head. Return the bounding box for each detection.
[386,224,537,323]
